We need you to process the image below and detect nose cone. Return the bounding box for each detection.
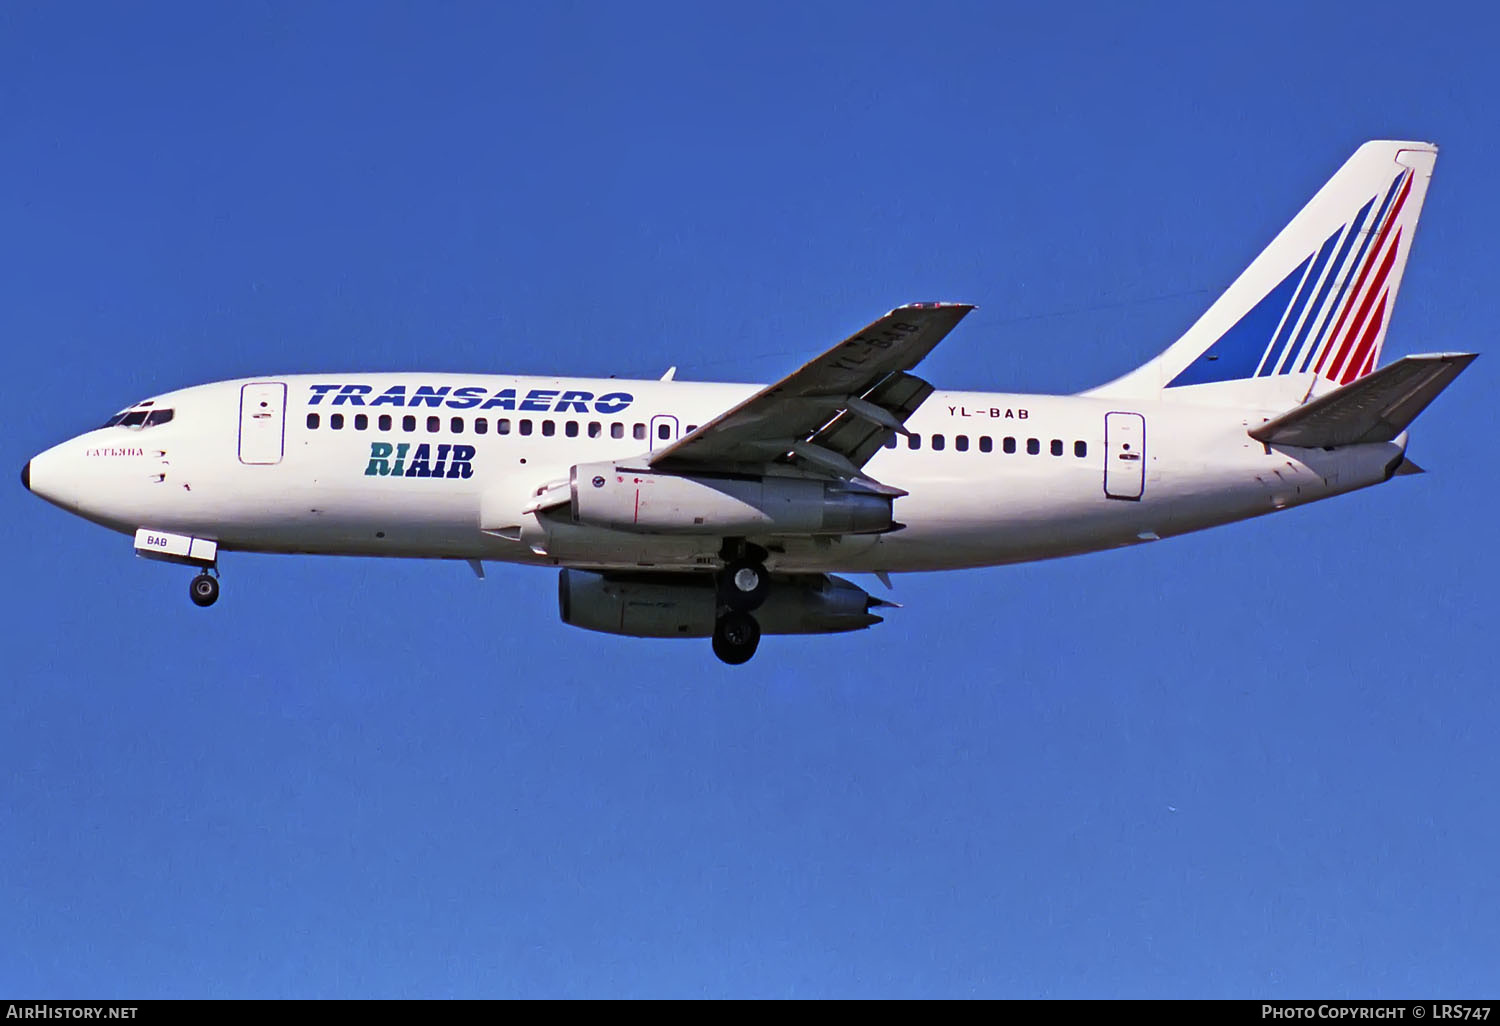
[25,433,161,530]
[25,446,66,508]
[25,440,91,515]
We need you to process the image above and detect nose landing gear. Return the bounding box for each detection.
[189,570,220,608]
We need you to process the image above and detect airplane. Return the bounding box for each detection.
[21,140,1475,664]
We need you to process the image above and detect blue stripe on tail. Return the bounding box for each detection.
[1164,168,1411,388]
[1285,197,1373,373]
[1166,255,1309,387]
[1257,226,1341,376]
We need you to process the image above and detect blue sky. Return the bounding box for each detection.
[4,1,1497,998]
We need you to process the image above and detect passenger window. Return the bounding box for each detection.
[565,421,579,438]
[907,434,921,450]
[331,413,344,430]
[307,413,319,429]
[686,425,698,433]
[1051,439,1063,456]
[633,423,646,440]
[884,436,898,449]
[498,418,511,435]
[932,433,946,451]
[588,421,602,438]
[426,416,440,433]
[355,413,368,431]
[403,415,416,432]
[611,423,624,439]
[955,435,969,452]
[1075,440,1087,458]
[658,423,671,441]
[1003,437,1016,454]
[474,417,488,435]
[378,414,392,431]
[979,436,993,453]
[542,420,556,437]
[519,419,533,436]
[1027,438,1040,455]
[451,417,464,433]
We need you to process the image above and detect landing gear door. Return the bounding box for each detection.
[1104,411,1145,500]
[239,382,287,465]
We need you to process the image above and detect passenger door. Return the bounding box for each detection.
[1103,411,1145,500]
[239,382,287,465]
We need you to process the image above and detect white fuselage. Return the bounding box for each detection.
[26,373,1407,575]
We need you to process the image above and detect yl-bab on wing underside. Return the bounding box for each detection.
[647,302,974,487]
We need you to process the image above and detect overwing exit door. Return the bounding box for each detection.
[239,382,287,465]
[1104,411,1145,500]
[649,414,679,453]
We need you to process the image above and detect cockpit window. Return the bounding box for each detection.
[103,406,174,429]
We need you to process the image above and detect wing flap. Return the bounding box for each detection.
[805,370,935,469]
[1249,353,1476,447]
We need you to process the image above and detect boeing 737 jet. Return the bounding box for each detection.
[22,140,1474,663]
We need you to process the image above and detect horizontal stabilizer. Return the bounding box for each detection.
[1249,353,1476,448]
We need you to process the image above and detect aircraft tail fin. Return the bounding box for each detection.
[1248,352,1475,448]
[1087,141,1438,406]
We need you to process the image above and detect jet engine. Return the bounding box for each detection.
[558,569,891,638]
[568,461,894,536]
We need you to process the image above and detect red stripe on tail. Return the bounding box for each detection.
[1338,290,1389,384]
[1315,171,1412,376]
[1329,227,1402,382]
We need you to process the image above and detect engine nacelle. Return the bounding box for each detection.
[569,461,893,536]
[558,569,889,638]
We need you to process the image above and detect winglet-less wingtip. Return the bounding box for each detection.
[893,301,976,311]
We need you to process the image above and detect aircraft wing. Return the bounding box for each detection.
[1249,352,1476,448]
[648,303,973,482]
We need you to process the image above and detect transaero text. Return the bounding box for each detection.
[306,384,633,414]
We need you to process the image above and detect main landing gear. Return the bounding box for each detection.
[189,569,220,608]
[712,543,768,665]
[718,555,770,611]
[712,610,761,665]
